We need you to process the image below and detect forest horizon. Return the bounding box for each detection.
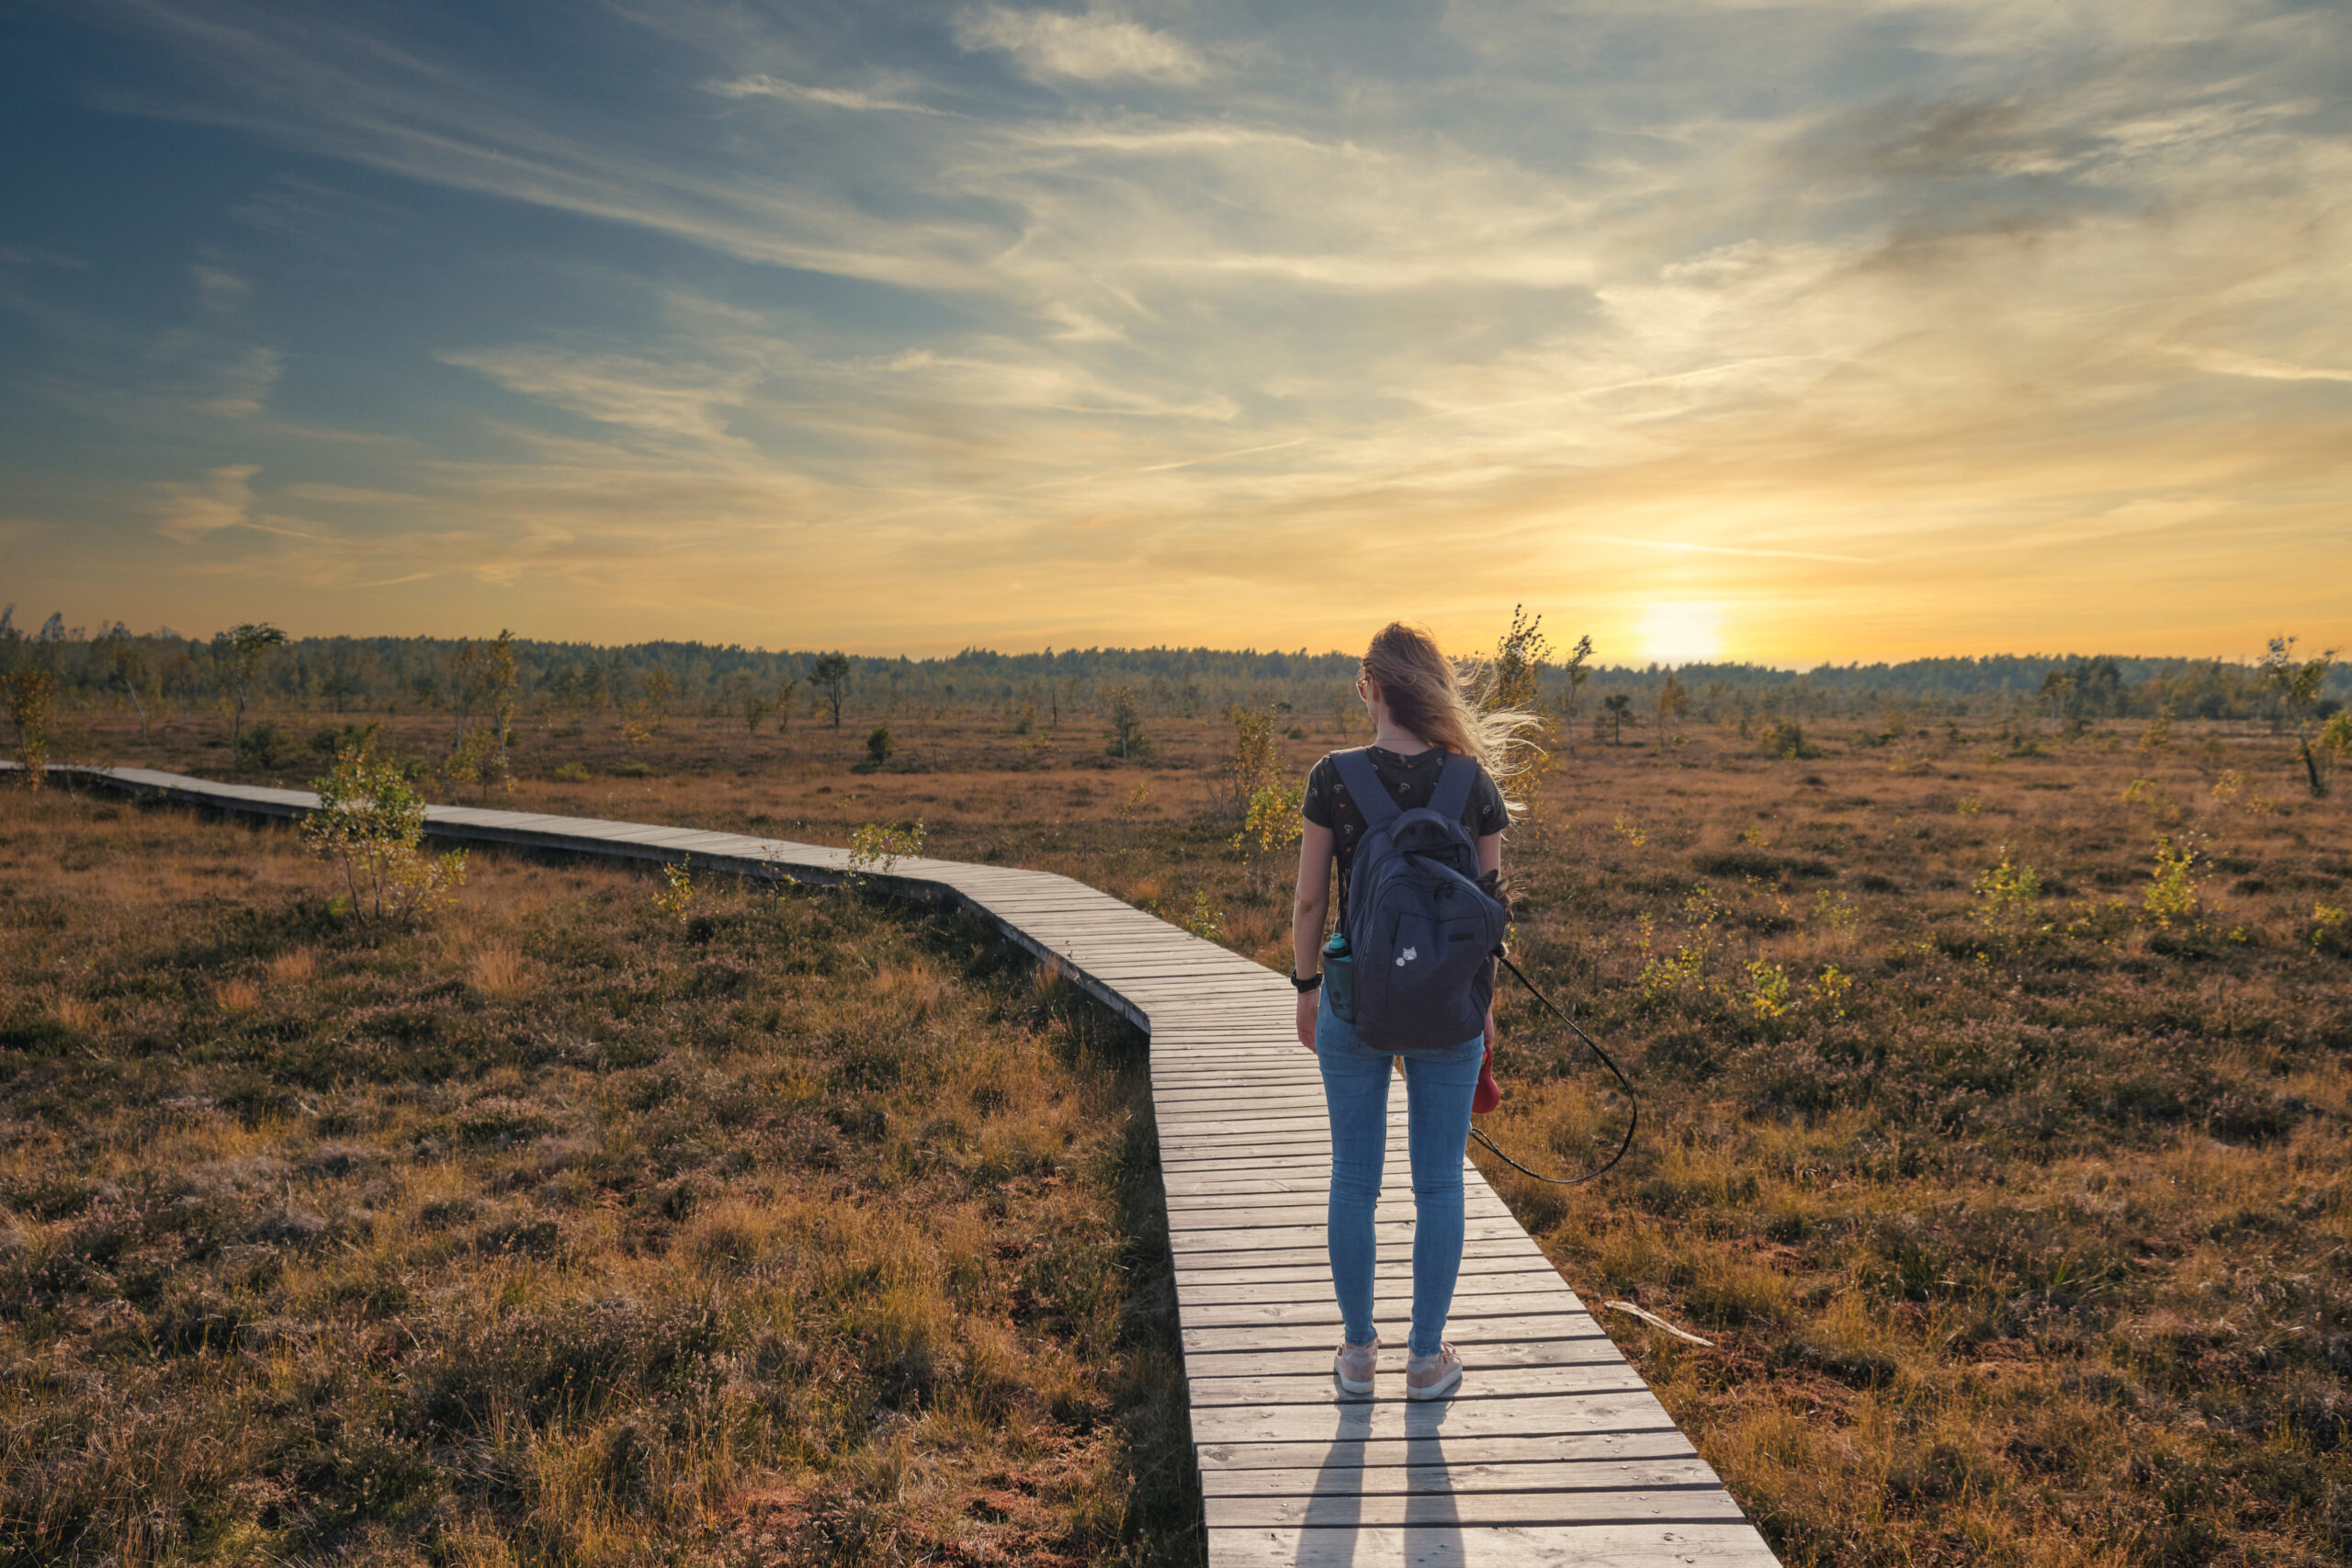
[9,610,2346,728]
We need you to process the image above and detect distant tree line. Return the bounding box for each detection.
[1,606,2342,744]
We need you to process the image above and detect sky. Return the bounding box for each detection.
[1,0,2346,667]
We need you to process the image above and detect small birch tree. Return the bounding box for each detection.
[215,623,287,773]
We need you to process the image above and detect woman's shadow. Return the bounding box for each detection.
[1295,1377,1460,1567]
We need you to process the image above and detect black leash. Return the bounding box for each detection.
[1467,953,1638,1185]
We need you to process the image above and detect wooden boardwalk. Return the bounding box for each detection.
[46,764,1781,1567]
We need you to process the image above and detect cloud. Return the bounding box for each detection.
[153,464,259,541]
[953,6,1207,84]
[2179,346,2352,384]
[1587,536,1876,565]
[193,265,248,317]
[441,349,742,446]
[0,244,87,268]
[704,74,946,114]
[202,345,280,418]
[281,483,424,504]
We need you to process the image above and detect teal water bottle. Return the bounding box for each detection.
[1323,930,1355,1022]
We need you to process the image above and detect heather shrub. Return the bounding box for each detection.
[0,793,1193,1565]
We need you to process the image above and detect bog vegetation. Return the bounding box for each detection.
[0,796,1191,1565]
[4,611,2352,1567]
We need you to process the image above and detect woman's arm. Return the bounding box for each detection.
[1292,820,1335,1050]
[1478,830,1502,1053]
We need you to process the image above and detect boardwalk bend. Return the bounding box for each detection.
[44,764,1782,1568]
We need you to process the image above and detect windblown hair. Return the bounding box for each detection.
[1360,622,1544,818]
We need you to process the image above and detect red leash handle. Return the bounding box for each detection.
[1468,953,1639,1186]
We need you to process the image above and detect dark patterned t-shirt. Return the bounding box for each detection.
[1301,746,1508,910]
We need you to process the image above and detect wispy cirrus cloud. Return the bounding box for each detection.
[201,345,279,418]
[951,6,1207,84]
[703,73,949,115]
[153,463,258,541]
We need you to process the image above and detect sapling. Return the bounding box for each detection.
[302,748,466,924]
[2,669,60,788]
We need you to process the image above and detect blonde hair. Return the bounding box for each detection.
[1360,622,1544,817]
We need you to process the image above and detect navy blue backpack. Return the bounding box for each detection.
[1331,749,1510,1053]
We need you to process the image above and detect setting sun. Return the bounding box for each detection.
[1634,601,1725,667]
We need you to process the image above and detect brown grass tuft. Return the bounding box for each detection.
[46,989,102,1033]
[211,976,261,1014]
[466,941,527,998]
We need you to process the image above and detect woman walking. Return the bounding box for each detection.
[1290,622,1524,1401]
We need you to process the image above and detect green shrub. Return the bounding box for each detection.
[234,719,300,773]
[1758,719,1820,759]
[302,749,467,924]
[1972,852,2042,940]
[2144,834,2203,929]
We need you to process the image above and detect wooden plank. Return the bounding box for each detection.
[1184,1337,1619,1382]
[1182,1298,1596,1339]
[1153,1080,1327,1097]
[1152,1062,1319,1075]
[1158,1238,1544,1272]
[1204,1488,1748,1529]
[1201,1458,1722,1500]
[1175,1256,1565,1289]
[1177,1269,1572,1308]
[1156,1145,1355,1166]
[1153,1028,1310,1040]
[1157,1147,1363,1166]
[1166,1243,1549,1276]
[1153,1052,1322,1064]
[1158,1120,1343,1142]
[1174,1273,1577,1306]
[1184,1314,1601,1356]
[1189,1388,1684,1446]
[1158,1174,1344,1197]
[1153,1073,1322,1086]
[1165,1201,1522,1235]
[1197,1430,1696,1474]
[1204,1523,1783,1568]
[1167,1219,1533,1254]
[1165,1195,1519,1225]
[1188,1361,1647,1408]
[1153,1048,1311,1060]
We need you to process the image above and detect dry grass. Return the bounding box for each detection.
[36,703,2352,1563]
[1472,728,2352,1567]
[465,942,527,999]
[0,790,1193,1566]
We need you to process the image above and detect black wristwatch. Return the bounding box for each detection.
[1289,970,1323,993]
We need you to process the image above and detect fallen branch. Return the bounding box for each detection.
[1605,1301,1713,1347]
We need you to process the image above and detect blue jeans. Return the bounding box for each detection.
[1316,988,1485,1357]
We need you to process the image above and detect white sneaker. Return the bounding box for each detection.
[1404,1343,1463,1401]
[1333,1336,1379,1396]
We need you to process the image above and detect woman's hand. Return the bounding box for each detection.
[1291,822,1335,1054]
[1483,1003,1497,1056]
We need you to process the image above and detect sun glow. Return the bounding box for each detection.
[1634,601,1726,666]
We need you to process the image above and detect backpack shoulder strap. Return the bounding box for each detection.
[1429,751,1479,824]
[1329,749,1399,829]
